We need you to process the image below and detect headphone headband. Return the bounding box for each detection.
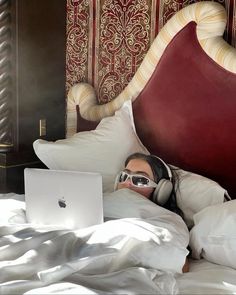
[154,156,172,180]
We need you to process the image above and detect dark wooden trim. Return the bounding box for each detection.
[0,0,14,152]
[0,150,46,194]
[0,0,66,193]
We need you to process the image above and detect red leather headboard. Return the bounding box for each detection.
[133,22,236,197]
[68,2,236,198]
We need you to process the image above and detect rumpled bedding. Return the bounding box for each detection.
[176,259,236,294]
[0,189,189,294]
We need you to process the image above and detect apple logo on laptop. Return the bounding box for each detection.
[58,197,66,208]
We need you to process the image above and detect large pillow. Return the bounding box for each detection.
[189,200,236,269]
[172,167,226,228]
[33,101,148,193]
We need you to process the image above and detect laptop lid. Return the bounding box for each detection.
[24,168,103,229]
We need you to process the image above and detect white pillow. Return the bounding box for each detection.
[33,101,148,193]
[173,167,226,228]
[189,200,236,269]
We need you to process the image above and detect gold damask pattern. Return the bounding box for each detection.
[66,0,236,103]
[66,0,91,93]
[225,0,236,47]
[95,0,157,103]
[230,0,236,47]
[158,0,194,29]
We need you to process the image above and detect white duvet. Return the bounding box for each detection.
[1,190,236,294]
[0,189,188,294]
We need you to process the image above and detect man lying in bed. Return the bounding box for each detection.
[115,152,189,273]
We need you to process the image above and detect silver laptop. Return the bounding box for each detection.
[24,168,103,229]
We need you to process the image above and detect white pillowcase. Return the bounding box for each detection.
[173,167,226,228]
[189,200,236,269]
[33,101,148,193]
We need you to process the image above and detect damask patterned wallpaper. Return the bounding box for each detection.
[66,0,236,103]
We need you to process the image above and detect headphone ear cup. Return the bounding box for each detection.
[152,179,173,206]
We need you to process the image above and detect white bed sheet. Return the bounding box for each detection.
[0,192,236,295]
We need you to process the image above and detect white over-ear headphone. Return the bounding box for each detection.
[152,156,173,206]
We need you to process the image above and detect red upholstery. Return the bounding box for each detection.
[133,22,236,198]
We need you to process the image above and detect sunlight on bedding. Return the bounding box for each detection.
[0,189,188,292]
[24,283,98,294]
[86,219,172,246]
[0,249,37,269]
[222,281,236,294]
[0,200,25,223]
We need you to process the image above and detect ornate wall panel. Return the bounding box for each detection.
[66,0,236,103]
[94,0,157,103]
[66,0,91,93]
[232,0,235,44]
[230,0,236,47]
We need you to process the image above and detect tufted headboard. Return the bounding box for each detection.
[66,2,236,198]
